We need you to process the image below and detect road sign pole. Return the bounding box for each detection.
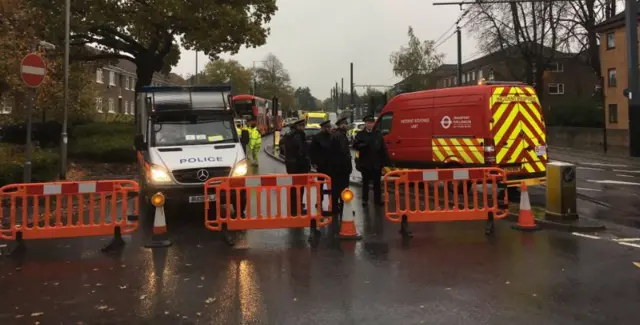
[60,0,70,180]
[21,47,47,183]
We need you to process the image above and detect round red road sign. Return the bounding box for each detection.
[20,53,46,88]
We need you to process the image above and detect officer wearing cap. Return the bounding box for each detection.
[353,114,388,206]
[309,120,333,205]
[328,117,352,230]
[284,118,310,215]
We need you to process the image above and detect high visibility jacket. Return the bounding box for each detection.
[236,127,242,136]
[248,127,262,147]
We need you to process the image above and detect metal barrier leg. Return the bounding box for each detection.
[400,215,412,238]
[2,232,27,257]
[308,219,321,242]
[485,212,495,236]
[221,223,235,247]
[102,226,126,253]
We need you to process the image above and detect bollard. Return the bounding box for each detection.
[545,162,578,220]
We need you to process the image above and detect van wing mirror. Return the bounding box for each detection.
[381,129,390,136]
[134,134,146,151]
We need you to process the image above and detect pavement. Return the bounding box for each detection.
[1,136,640,324]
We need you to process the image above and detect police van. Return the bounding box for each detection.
[134,85,248,208]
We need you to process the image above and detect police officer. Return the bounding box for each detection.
[353,115,388,206]
[284,119,310,215]
[309,120,332,205]
[248,123,262,166]
[239,122,250,156]
[328,117,352,228]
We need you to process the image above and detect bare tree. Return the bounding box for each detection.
[466,1,570,100]
[254,53,292,99]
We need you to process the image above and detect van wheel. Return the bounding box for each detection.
[507,187,521,202]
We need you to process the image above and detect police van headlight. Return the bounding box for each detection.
[149,164,172,183]
[232,159,248,177]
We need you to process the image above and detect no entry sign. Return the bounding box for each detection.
[20,53,46,88]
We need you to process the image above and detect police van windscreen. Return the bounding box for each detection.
[151,117,236,147]
[152,90,229,110]
[307,117,325,124]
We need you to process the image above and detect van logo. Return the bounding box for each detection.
[196,169,209,181]
[441,116,452,129]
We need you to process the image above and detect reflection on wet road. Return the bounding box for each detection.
[0,139,639,324]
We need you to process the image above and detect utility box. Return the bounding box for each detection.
[545,162,578,220]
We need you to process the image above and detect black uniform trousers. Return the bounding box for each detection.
[361,169,382,203]
[329,171,350,222]
[316,166,330,207]
[287,165,308,216]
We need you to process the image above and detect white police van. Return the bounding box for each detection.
[134,85,248,209]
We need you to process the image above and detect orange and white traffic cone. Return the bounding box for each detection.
[145,193,172,248]
[512,182,541,232]
[338,189,362,240]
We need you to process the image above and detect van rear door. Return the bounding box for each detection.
[489,85,547,174]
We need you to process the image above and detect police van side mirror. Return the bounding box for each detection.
[134,134,146,151]
[381,129,390,136]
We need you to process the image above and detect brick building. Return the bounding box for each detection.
[94,60,173,118]
[391,45,598,111]
[595,9,639,146]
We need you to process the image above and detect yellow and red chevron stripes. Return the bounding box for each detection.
[431,138,484,164]
[490,86,547,173]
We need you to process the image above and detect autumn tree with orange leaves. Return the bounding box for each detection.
[0,0,97,123]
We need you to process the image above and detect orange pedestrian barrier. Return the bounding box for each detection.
[204,173,332,243]
[0,180,139,253]
[383,167,509,237]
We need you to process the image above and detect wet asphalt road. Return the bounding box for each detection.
[1,139,640,324]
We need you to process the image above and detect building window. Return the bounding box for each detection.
[109,71,115,86]
[1,94,12,114]
[609,104,618,124]
[129,101,135,115]
[462,74,466,83]
[95,97,103,112]
[548,62,564,72]
[108,98,115,113]
[471,71,476,80]
[96,68,103,84]
[608,68,617,87]
[478,69,483,80]
[488,69,495,80]
[123,101,128,114]
[548,83,565,95]
[606,32,615,49]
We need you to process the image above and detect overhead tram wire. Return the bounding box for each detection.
[432,6,474,49]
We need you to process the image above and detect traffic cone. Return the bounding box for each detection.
[145,204,172,248]
[339,209,362,240]
[512,182,541,232]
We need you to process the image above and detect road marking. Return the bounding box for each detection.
[577,166,606,171]
[581,162,628,168]
[587,180,640,186]
[571,232,601,239]
[613,169,640,173]
[613,238,640,242]
[634,262,640,269]
[616,174,635,178]
[619,242,640,249]
[577,187,602,192]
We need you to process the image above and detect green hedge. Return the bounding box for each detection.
[0,144,59,186]
[546,101,604,128]
[69,122,136,163]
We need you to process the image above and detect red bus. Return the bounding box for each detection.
[232,94,281,134]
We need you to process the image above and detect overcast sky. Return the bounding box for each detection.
[172,0,478,99]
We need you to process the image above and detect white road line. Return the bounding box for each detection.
[618,242,640,249]
[613,169,640,173]
[581,162,629,168]
[577,166,606,171]
[613,238,640,242]
[616,174,635,178]
[587,180,640,186]
[571,232,601,240]
[577,187,602,192]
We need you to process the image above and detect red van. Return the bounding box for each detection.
[375,81,547,189]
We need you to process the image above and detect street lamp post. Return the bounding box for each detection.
[59,0,70,180]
